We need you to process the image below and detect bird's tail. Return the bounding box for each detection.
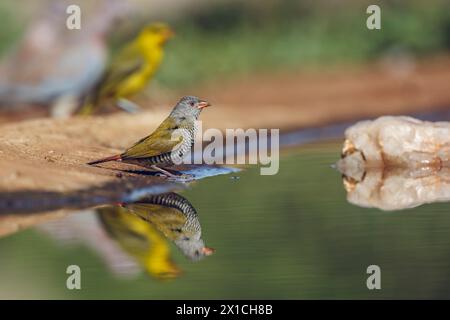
[87,154,122,165]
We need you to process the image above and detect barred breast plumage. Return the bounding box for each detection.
[140,192,201,235]
[139,122,197,166]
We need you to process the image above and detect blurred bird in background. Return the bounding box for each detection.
[87,96,210,178]
[0,0,129,117]
[78,22,175,115]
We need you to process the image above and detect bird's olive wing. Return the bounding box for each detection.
[126,203,186,241]
[121,118,183,159]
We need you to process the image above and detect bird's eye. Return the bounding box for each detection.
[190,102,195,107]
[183,236,190,241]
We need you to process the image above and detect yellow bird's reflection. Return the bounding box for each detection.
[97,192,214,279]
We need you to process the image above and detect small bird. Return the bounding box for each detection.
[78,22,174,115]
[123,192,214,261]
[87,96,210,177]
[0,0,127,116]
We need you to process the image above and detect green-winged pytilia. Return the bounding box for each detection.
[122,192,214,261]
[87,96,210,177]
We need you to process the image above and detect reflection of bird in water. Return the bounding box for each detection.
[124,193,215,260]
[87,96,210,178]
[0,0,127,116]
[97,192,214,279]
[98,205,180,279]
[78,23,174,115]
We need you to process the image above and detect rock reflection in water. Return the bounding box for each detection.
[337,116,450,211]
[337,164,450,211]
[97,192,214,279]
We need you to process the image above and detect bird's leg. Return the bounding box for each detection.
[162,167,188,175]
[162,167,195,180]
[117,98,141,113]
[150,165,178,178]
[51,95,79,118]
[150,165,194,180]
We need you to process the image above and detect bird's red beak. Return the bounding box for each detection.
[202,247,215,256]
[197,101,211,109]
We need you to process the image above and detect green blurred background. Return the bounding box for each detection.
[1,0,449,89]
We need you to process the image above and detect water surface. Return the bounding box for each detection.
[1,143,450,299]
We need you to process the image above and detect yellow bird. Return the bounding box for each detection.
[97,205,181,280]
[79,22,174,115]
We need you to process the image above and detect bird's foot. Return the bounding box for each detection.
[117,98,141,113]
[150,165,194,181]
[154,172,194,182]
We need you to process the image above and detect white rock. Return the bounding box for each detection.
[339,116,450,168]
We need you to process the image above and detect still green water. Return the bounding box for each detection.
[2,143,450,299]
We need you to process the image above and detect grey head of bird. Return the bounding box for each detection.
[170,96,211,121]
[174,234,215,261]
